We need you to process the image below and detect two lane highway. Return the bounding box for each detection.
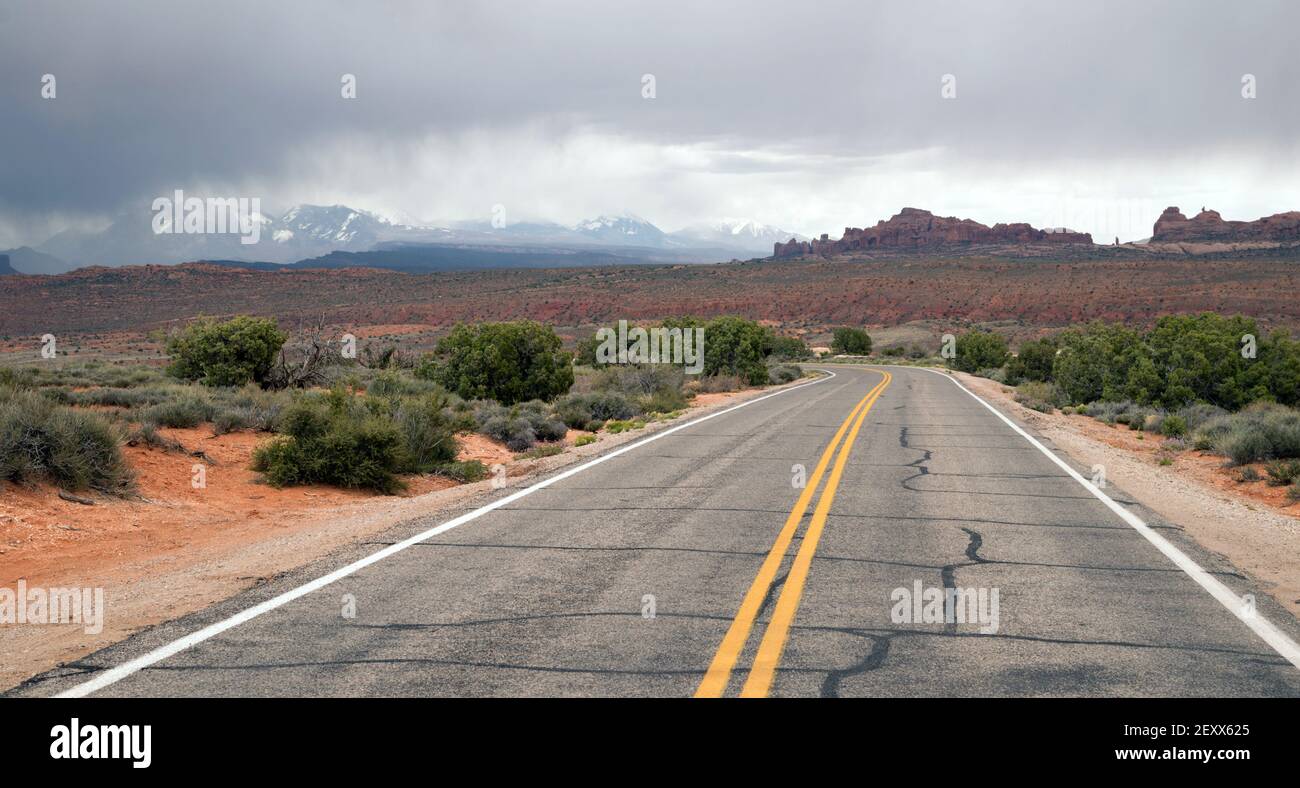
[22,365,1300,697]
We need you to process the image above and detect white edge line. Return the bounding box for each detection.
[907,365,1300,670]
[56,370,840,697]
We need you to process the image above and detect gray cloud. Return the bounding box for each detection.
[1,0,1296,246]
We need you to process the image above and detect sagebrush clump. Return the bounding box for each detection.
[0,386,133,493]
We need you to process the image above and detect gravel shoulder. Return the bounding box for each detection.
[955,370,1300,622]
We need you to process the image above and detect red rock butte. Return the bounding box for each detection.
[1151,207,1300,243]
[773,208,1092,258]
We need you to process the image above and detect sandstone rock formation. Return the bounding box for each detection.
[1151,207,1300,243]
[773,208,1092,258]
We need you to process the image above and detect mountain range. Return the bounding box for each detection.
[0,205,808,275]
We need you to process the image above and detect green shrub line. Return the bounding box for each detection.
[947,313,1300,469]
[3,315,810,494]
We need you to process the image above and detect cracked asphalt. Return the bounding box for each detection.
[14,365,1300,697]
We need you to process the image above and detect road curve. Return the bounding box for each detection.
[17,365,1300,697]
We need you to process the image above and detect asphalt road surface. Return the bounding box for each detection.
[17,365,1300,697]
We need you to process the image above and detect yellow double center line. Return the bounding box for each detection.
[694,369,891,698]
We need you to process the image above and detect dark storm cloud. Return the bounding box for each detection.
[1,0,1296,243]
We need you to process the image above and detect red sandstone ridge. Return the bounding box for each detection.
[1151,207,1300,243]
[773,207,1092,258]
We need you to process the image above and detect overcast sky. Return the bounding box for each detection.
[2,0,1297,247]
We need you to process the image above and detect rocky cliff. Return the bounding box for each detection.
[1151,207,1300,243]
[773,208,1092,258]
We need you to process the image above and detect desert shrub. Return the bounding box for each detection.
[496,400,569,444]
[595,364,685,398]
[572,321,661,368]
[436,459,488,483]
[698,316,771,385]
[1160,414,1187,437]
[412,354,442,382]
[1007,338,1057,383]
[211,406,256,435]
[574,434,597,447]
[1117,406,1156,430]
[214,384,288,432]
[1085,400,1165,431]
[696,374,744,393]
[1143,313,1271,409]
[949,330,1009,373]
[360,344,413,371]
[166,316,287,387]
[831,327,872,355]
[366,370,441,399]
[251,392,405,493]
[978,367,1009,384]
[768,335,811,360]
[393,391,459,473]
[1126,407,1155,431]
[1263,459,1300,486]
[502,419,538,451]
[1174,403,1227,432]
[573,331,605,369]
[1051,322,1145,404]
[65,387,148,408]
[643,387,688,414]
[516,444,564,460]
[1014,381,1065,413]
[140,392,214,428]
[128,422,188,453]
[1084,400,1123,423]
[554,392,638,429]
[472,401,510,429]
[1217,427,1274,465]
[768,364,802,384]
[0,387,133,493]
[519,408,568,442]
[1044,314,1300,409]
[1194,403,1300,464]
[0,367,34,389]
[433,321,573,405]
[478,415,538,451]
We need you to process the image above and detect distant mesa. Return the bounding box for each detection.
[1151,206,1300,243]
[0,254,16,275]
[772,207,1092,258]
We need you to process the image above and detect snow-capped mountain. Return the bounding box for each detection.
[35,203,426,267]
[274,204,392,245]
[28,203,800,270]
[572,214,671,247]
[669,219,809,253]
